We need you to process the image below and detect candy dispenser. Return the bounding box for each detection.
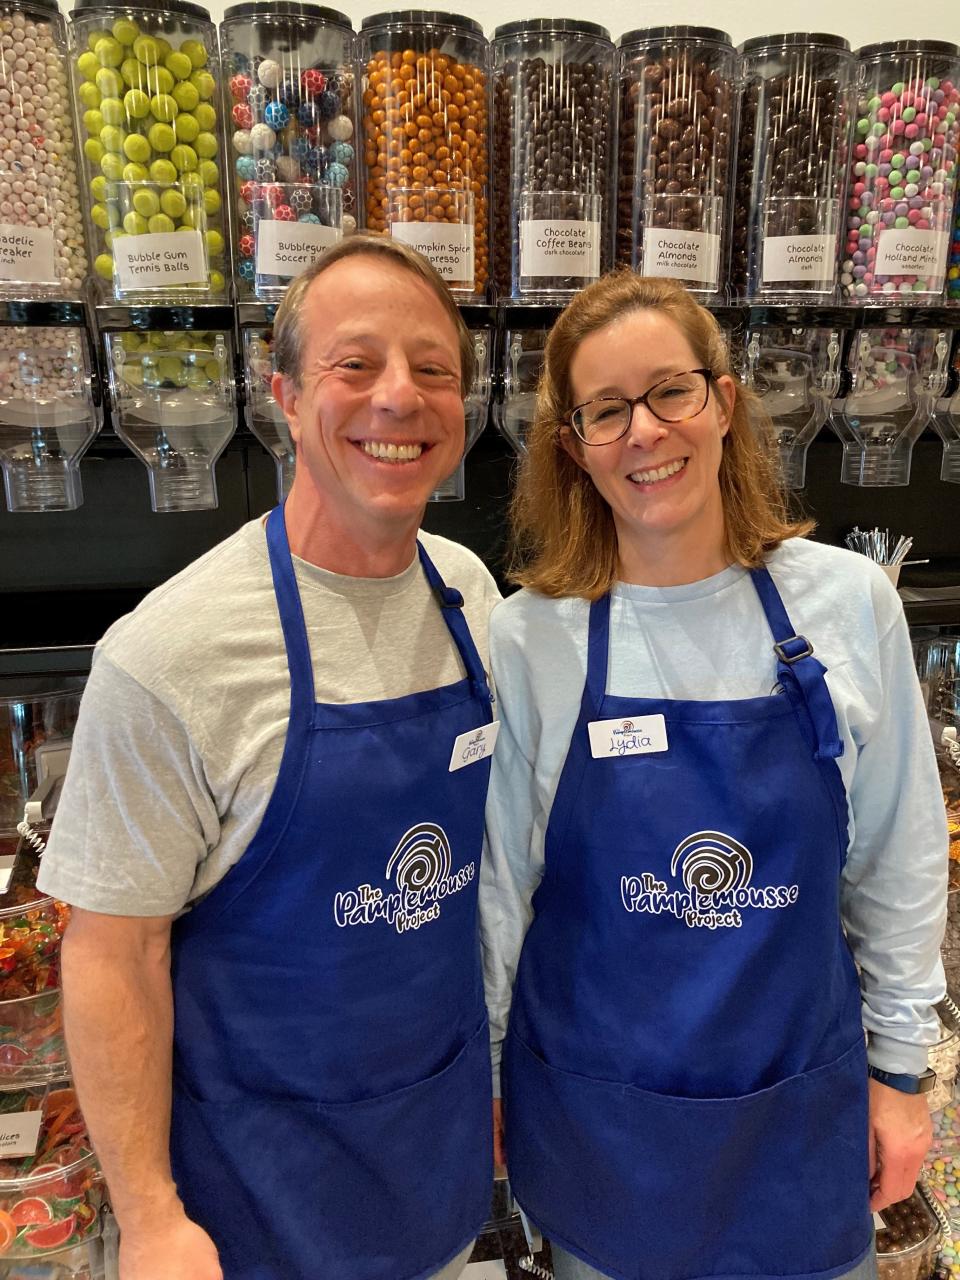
[491,20,615,302]
[732,35,855,303]
[615,26,736,301]
[220,2,358,302]
[933,343,960,482]
[0,0,87,299]
[0,678,82,859]
[742,325,842,488]
[104,326,236,510]
[242,326,292,499]
[70,0,228,302]
[840,41,960,304]
[829,326,949,484]
[494,325,546,454]
[359,11,489,297]
[949,189,960,301]
[874,1189,941,1280]
[431,326,489,500]
[0,326,100,513]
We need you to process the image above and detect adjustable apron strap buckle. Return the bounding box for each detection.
[434,585,465,609]
[773,634,814,664]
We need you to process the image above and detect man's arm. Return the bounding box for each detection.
[61,909,222,1280]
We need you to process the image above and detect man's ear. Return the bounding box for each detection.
[271,372,303,446]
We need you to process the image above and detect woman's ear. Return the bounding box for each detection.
[558,424,587,471]
[714,375,737,439]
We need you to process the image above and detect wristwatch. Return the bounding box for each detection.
[867,1065,938,1095]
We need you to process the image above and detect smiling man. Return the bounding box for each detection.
[38,236,501,1280]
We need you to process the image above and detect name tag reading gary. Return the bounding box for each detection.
[589,714,668,759]
[449,721,500,772]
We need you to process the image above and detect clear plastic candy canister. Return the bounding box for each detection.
[933,342,960,482]
[840,40,960,303]
[615,26,736,300]
[0,326,100,511]
[431,326,488,500]
[491,20,614,302]
[830,326,949,484]
[242,326,292,499]
[104,327,235,510]
[70,0,227,301]
[732,34,855,303]
[494,326,545,454]
[221,2,357,301]
[359,10,489,297]
[0,0,87,298]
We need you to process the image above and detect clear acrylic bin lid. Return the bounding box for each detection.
[71,0,212,23]
[360,10,484,37]
[222,1,352,28]
[0,679,85,712]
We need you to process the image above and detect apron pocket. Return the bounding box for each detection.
[504,1031,871,1280]
[172,1021,493,1280]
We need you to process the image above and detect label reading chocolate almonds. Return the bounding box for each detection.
[256,220,341,278]
[0,1110,43,1159]
[642,229,720,286]
[390,221,474,283]
[873,227,950,278]
[519,219,601,279]
[113,231,206,291]
[762,234,836,283]
[0,224,56,284]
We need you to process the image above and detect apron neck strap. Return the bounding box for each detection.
[749,566,843,761]
[416,542,492,702]
[585,593,612,714]
[266,505,317,707]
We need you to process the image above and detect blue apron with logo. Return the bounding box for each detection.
[503,568,872,1280]
[169,506,494,1280]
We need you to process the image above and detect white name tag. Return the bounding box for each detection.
[588,714,668,759]
[0,1109,43,1159]
[449,721,500,772]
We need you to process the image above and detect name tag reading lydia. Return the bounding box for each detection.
[449,721,501,772]
[588,714,669,759]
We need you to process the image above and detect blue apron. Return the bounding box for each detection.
[169,506,494,1280]
[503,567,873,1280]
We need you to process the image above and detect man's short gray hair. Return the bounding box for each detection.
[272,232,476,396]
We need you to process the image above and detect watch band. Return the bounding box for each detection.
[868,1065,938,1095]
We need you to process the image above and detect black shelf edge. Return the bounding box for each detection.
[902,599,960,626]
[95,303,236,333]
[0,299,88,327]
[0,646,94,678]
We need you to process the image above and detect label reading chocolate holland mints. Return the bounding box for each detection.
[642,228,720,285]
[389,221,474,283]
[113,230,206,291]
[762,234,836,283]
[0,224,56,284]
[256,219,341,278]
[874,227,951,277]
[519,219,601,279]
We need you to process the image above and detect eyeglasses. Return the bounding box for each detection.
[569,369,713,446]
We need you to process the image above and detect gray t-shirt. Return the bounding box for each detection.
[38,519,502,916]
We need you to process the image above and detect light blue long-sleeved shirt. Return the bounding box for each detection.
[480,537,948,1084]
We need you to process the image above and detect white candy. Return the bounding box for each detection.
[341,213,357,235]
[257,58,281,89]
[232,128,253,156]
[327,113,353,142]
[250,122,276,152]
[275,154,300,181]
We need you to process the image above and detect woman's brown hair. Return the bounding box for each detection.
[510,272,814,599]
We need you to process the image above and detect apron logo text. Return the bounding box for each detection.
[620,830,799,930]
[333,822,475,934]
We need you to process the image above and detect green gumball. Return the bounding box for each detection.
[94,253,114,280]
[180,39,207,68]
[154,37,173,60]
[101,152,125,180]
[202,188,220,215]
[159,188,186,218]
[112,18,140,45]
[132,187,160,217]
[77,50,99,82]
[173,113,199,143]
[170,144,198,172]
[90,174,108,201]
[189,69,215,100]
[99,97,125,126]
[132,35,159,65]
[205,229,224,257]
[149,158,178,184]
[150,93,179,122]
[180,171,204,196]
[171,80,199,112]
[209,269,225,293]
[198,159,219,188]
[90,202,111,230]
[194,132,217,159]
[123,210,149,235]
[123,88,150,120]
[122,162,149,183]
[147,122,176,153]
[148,212,176,234]
[203,358,221,380]
[157,356,184,382]
[120,57,143,88]
[147,65,174,96]
[95,67,123,98]
[78,81,101,109]
[122,133,151,164]
[193,102,216,132]
[94,36,124,68]
[99,123,124,153]
[86,28,112,51]
[83,136,105,164]
[82,108,104,135]
[165,50,193,81]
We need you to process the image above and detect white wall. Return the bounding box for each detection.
[59,0,960,48]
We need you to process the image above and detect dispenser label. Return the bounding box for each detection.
[390,221,474,283]
[256,219,341,278]
[113,231,206,291]
[874,227,950,278]
[762,234,836,282]
[642,229,720,285]
[519,219,601,279]
[0,224,56,283]
[0,1110,43,1159]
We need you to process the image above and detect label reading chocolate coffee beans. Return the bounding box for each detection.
[256,221,341,279]
[113,232,206,292]
[762,235,836,284]
[874,228,951,280]
[390,223,475,285]
[0,225,57,284]
[519,220,601,281]
[642,229,720,286]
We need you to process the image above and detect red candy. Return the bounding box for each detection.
[274,204,295,221]
[263,185,284,208]
[239,234,255,258]
[240,180,260,204]
[301,68,326,97]
[229,73,252,102]
[232,103,253,129]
